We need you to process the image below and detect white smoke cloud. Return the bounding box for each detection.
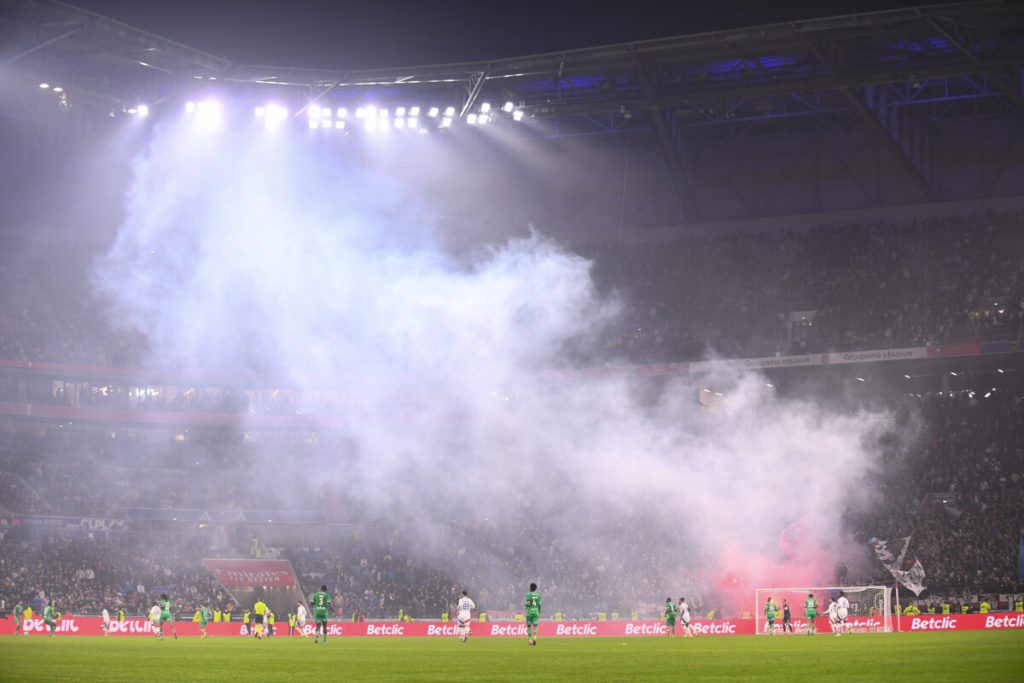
[94,117,895,612]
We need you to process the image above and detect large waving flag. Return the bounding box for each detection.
[869,536,926,596]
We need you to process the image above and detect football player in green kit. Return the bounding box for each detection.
[310,585,332,644]
[525,583,541,646]
[664,597,677,636]
[804,593,818,635]
[764,597,777,636]
[158,593,178,640]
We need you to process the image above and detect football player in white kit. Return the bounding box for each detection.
[149,604,162,637]
[825,598,841,636]
[295,601,309,638]
[678,597,694,637]
[101,608,111,636]
[456,591,476,643]
[836,591,851,634]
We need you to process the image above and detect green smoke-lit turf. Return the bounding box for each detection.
[1,631,1022,682]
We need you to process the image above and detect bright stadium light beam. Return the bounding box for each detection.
[137,105,149,117]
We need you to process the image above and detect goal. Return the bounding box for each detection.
[754,586,892,635]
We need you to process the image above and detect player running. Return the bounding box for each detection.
[310,585,332,644]
[253,598,268,640]
[678,597,694,637]
[295,601,309,638]
[456,591,476,643]
[158,593,178,640]
[525,583,541,646]
[825,597,840,636]
[664,597,677,636]
[804,593,818,635]
[764,597,777,635]
[836,591,850,634]
[149,603,162,635]
[43,601,57,637]
[101,608,111,636]
[199,604,212,639]
[13,602,24,636]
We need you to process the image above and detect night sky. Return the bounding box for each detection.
[68,0,951,70]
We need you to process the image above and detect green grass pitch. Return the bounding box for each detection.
[2,631,1022,682]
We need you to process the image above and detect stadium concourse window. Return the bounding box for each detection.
[0,388,1021,618]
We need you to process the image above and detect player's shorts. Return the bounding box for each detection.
[806,612,817,620]
[297,617,306,628]
[457,610,471,625]
[254,614,264,625]
[160,612,172,624]
[783,615,791,623]
[837,608,848,621]
[525,610,539,626]
[681,617,690,626]
[766,617,775,624]
[44,618,56,627]
[314,608,328,624]
[665,617,676,626]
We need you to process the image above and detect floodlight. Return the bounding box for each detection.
[407,117,418,129]
[478,114,489,124]
[396,106,406,117]
[480,102,491,113]
[444,106,456,117]
[335,120,345,129]
[308,104,321,119]
[409,106,420,116]
[503,101,514,112]
[428,106,440,118]
[355,107,366,119]
[440,116,453,128]
[186,101,197,113]
[52,86,64,93]
[337,107,347,119]
[308,119,319,129]
[379,108,389,118]
[467,113,478,124]
[39,83,50,89]
[395,117,405,129]
[254,106,266,118]
[512,109,524,121]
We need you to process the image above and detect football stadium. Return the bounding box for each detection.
[1,0,1023,680]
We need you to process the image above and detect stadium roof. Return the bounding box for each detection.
[4,0,1023,114]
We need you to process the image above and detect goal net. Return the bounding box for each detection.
[753,586,891,635]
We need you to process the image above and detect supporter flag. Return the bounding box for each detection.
[868,536,926,596]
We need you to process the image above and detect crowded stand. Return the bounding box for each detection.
[1,211,1022,376]
[1,387,1021,619]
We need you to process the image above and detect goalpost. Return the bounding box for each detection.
[754,586,892,635]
